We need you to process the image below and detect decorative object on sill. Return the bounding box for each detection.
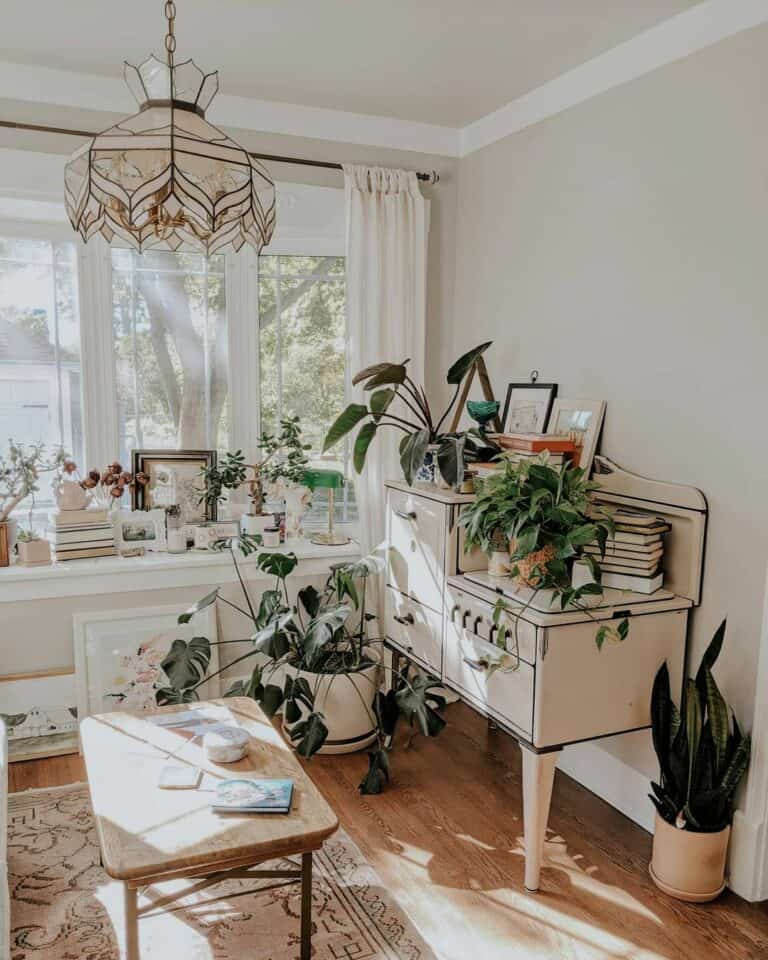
[16,530,52,567]
[193,523,218,551]
[202,417,310,525]
[78,460,149,513]
[63,0,276,255]
[649,620,751,902]
[132,449,216,522]
[0,441,68,567]
[501,373,558,433]
[203,725,250,763]
[271,478,311,542]
[466,399,501,440]
[169,540,444,793]
[262,525,281,548]
[447,352,502,434]
[323,342,502,489]
[50,506,116,561]
[120,545,146,558]
[459,454,628,648]
[305,469,350,547]
[114,508,167,553]
[0,669,79,762]
[546,398,606,476]
[73,603,220,721]
[165,504,187,553]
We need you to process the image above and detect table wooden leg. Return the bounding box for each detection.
[300,852,313,960]
[520,745,560,892]
[124,884,139,960]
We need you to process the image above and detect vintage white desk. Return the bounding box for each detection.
[383,457,707,891]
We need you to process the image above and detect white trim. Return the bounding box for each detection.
[460,0,768,156]
[558,740,655,833]
[225,246,261,460]
[727,563,768,901]
[77,237,117,467]
[0,60,459,159]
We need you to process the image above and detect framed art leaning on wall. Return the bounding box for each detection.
[546,398,606,475]
[502,381,557,433]
[131,449,217,522]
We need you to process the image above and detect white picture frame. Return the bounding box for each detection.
[114,508,167,552]
[73,604,220,721]
[546,398,606,476]
[0,670,79,760]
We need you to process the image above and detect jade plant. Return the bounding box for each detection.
[459,455,627,649]
[158,535,446,794]
[0,440,68,523]
[650,620,750,832]
[322,342,498,487]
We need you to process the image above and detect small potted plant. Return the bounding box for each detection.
[16,528,51,566]
[0,441,67,567]
[649,619,751,901]
[323,342,498,488]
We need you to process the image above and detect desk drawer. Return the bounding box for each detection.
[444,620,534,736]
[387,489,446,613]
[385,587,443,675]
[445,586,537,665]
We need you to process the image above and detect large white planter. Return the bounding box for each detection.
[284,647,381,755]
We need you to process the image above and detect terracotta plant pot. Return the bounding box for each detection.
[649,812,730,902]
[17,538,52,566]
[509,540,556,587]
[0,521,9,567]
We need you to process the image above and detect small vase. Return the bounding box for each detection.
[283,484,311,541]
[18,538,52,566]
[240,513,274,537]
[55,478,90,511]
[649,813,730,902]
[414,444,440,485]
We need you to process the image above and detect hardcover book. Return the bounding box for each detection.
[212,778,294,814]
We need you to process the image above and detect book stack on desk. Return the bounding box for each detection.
[493,433,577,469]
[581,508,671,594]
[49,508,116,561]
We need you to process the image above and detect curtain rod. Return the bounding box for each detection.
[0,119,440,184]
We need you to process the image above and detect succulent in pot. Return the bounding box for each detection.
[322,342,498,488]
[649,619,750,901]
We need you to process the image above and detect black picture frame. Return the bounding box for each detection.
[131,449,217,522]
[501,382,558,434]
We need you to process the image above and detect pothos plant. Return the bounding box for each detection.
[157,535,447,794]
[322,342,498,487]
[459,455,628,655]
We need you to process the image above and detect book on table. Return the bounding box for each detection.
[49,508,109,527]
[492,433,577,454]
[212,778,294,814]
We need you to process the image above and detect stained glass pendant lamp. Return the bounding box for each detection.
[64,1,276,254]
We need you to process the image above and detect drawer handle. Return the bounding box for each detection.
[394,613,415,626]
[463,655,488,673]
[395,509,417,521]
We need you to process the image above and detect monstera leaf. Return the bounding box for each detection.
[160,636,211,692]
[302,607,352,669]
[359,749,391,795]
[156,686,200,706]
[178,589,219,625]
[288,711,329,758]
[258,551,298,579]
[224,665,263,701]
[396,673,446,737]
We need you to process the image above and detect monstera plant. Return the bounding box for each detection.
[322,342,498,487]
[158,535,447,794]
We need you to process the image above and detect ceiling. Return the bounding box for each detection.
[0,0,699,127]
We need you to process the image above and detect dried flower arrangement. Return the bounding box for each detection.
[77,461,149,510]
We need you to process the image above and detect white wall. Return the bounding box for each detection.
[441,24,768,826]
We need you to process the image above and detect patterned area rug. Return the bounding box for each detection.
[8,784,436,960]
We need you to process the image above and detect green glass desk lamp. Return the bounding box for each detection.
[303,468,351,546]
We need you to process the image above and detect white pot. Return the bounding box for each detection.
[240,513,274,536]
[283,646,381,755]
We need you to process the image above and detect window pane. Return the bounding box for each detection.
[0,236,83,508]
[258,254,356,524]
[112,249,228,464]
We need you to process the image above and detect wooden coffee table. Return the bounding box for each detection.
[79,698,339,960]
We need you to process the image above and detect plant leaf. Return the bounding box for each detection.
[292,711,329,758]
[303,606,352,669]
[260,683,285,718]
[370,388,395,421]
[359,749,391,794]
[353,422,377,474]
[298,585,321,618]
[178,589,219,624]
[323,403,369,453]
[437,435,466,489]
[446,342,492,385]
[160,636,211,691]
[258,551,298,579]
[684,678,702,805]
[399,428,430,485]
[395,673,447,737]
[224,664,263,700]
[363,364,407,391]
[352,361,403,386]
[702,665,730,777]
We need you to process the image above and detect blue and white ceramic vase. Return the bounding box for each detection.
[413,444,440,485]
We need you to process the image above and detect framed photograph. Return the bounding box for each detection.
[115,508,167,552]
[73,604,220,721]
[502,382,558,433]
[0,669,79,761]
[546,398,606,476]
[132,449,217,522]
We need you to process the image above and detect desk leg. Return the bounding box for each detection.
[300,852,313,960]
[520,745,560,892]
[124,884,139,960]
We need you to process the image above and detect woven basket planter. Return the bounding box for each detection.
[509,539,556,587]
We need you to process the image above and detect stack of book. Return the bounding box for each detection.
[582,508,671,594]
[49,507,116,561]
[493,433,577,469]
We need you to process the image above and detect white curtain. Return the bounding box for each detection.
[343,164,430,554]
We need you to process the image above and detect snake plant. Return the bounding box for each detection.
[650,619,751,832]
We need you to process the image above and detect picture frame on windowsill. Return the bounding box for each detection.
[114,509,167,553]
[131,449,217,523]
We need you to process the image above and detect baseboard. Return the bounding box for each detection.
[558,741,655,834]
[728,810,767,901]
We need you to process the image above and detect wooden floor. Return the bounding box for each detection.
[10,702,768,960]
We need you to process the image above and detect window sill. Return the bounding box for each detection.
[0,538,360,603]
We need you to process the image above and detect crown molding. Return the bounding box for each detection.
[0,60,460,158]
[460,0,768,157]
